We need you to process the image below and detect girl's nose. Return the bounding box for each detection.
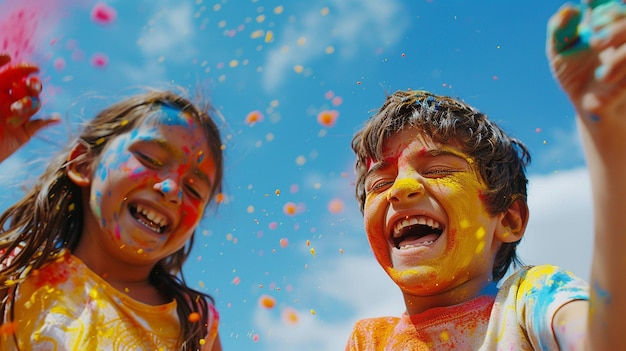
[154,178,182,205]
[386,177,425,205]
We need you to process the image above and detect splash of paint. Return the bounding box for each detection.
[90,2,117,25]
[317,110,339,127]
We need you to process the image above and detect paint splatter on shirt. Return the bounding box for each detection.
[0,254,219,350]
[345,265,588,350]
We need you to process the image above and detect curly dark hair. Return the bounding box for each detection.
[351,90,530,282]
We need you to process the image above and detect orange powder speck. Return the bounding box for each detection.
[245,110,264,125]
[327,198,344,214]
[279,238,288,248]
[317,110,339,127]
[283,202,297,215]
[188,312,201,322]
[215,193,225,203]
[275,189,280,196]
[282,308,299,324]
[0,321,18,335]
[259,294,276,309]
[306,240,310,247]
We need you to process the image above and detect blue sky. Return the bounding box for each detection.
[1,0,594,350]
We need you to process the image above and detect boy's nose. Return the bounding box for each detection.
[386,177,425,205]
[154,178,182,205]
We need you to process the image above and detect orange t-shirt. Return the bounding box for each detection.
[346,265,589,350]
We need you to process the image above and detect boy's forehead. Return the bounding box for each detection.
[367,129,471,170]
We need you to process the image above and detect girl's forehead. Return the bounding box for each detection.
[143,105,195,127]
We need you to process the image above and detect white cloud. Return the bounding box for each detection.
[252,167,594,350]
[137,3,197,62]
[262,0,409,91]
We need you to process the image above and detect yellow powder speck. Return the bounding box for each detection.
[440,330,449,341]
[475,227,485,240]
[475,241,485,254]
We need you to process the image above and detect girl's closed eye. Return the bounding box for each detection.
[135,151,163,168]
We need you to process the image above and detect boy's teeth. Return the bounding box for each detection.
[393,216,440,237]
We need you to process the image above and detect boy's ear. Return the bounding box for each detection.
[66,142,92,187]
[495,198,529,243]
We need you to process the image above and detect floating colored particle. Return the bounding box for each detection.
[188,312,201,322]
[290,184,299,193]
[251,29,264,39]
[247,205,254,214]
[493,75,498,80]
[274,5,284,14]
[283,202,297,215]
[306,240,310,247]
[317,110,339,127]
[216,193,225,203]
[331,96,343,107]
[325,46,335,54]
[265,30,274,43]
[295,155,306,166]
[324,90,335,99]
[269,222,278,230]
[258,294,276,309]
[279,238,289,248]
[91,2,117,25]
[294,65,304,73]
[245,110,264,125]
[90,53,109,68]
[310,248,315,257]
[310,309,316,315]
[275,189,280,196]
[339,248,344,254]
[535,128,541,133]
[320,7,329,15]
[232,276,241,285]
[53,57,66,70]
[282,308,299,324]
[253,334,260,342]
[327,198,344,214]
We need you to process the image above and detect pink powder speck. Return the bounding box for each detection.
[91,2,117,25]
[53,57,65,70]
[91,53,108,68]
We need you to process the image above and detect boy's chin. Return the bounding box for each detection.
[386,266,452,294]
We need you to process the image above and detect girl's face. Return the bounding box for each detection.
[82,106,217,265]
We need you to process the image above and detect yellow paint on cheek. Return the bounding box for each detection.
[460,219,470,229]
[440,330,449,342]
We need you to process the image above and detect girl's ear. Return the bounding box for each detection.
[66,142,92,187]
[496,198,529,244]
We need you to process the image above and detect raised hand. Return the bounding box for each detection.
[0,53,59,162]
[547,1,626,124]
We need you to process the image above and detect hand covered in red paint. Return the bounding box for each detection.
[0,53,59,162]
[547,0,626,125]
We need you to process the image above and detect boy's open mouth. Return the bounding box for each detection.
[391,215,443,249]
[129,204,170,234]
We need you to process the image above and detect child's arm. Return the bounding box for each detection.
[0,53,59,163]
[547,1,626,350]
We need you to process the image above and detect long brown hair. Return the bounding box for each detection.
[0,89,224,350]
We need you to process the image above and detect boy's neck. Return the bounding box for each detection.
[401,275,496,315]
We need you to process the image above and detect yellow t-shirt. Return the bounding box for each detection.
[345,265,589,350]
[1,254,219,351]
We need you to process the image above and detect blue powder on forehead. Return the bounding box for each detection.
[148,104,192,127]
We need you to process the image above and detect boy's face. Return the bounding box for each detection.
[363,127,506,296]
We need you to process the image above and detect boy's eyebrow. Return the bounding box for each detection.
[141,138,213,188]
[365,148,471,177]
